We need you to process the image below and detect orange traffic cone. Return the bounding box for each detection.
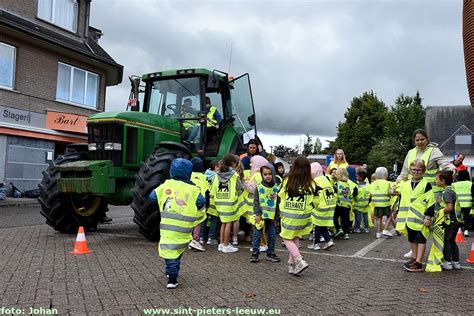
[455,228,467,243]
[70,226,92,254]
[467,242,474,264]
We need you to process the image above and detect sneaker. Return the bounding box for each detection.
[403,250,413,259]
[452,261,461,269]
[189,240,205,252]
[293,258,309,275]
[232,237,238,246]
[221,244,239,253]
[307,243,316,250]
[334,229,344,239]
[441,261,453,270]
[382,230,393,238]
[364,228,370,233]
[353,228,361,233]
[167,279,178,289]
[403,258,416,268]
[323,239,334,250]
[319,236,325,242]
[288,262,295,274]
[266,253,281,262]
[404,261,423,272]
[250,253,259,263]
[312,244,321,251]
[238,230,245,237]
[199,238,204,244]
[465,230,469,237]
[218,243,223,252]
[309,232,314,241]
[376,233,382,239]
[259,245,268,252]
[342,234,349,240]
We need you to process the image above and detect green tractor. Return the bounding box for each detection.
[38,68,257,240]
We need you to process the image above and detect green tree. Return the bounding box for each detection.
[334,91,388,164]
[302,133,313,156]
[313,137,322,154]
[273,144,298,159]
[322,139,337,154]
[367,137,406,175]
[384,91,425,157]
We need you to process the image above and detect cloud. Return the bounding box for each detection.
[90,0,468,140]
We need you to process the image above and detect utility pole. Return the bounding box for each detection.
[270,146,273,154]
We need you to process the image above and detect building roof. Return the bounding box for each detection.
[0,9,123,85]
[425,106,474,154]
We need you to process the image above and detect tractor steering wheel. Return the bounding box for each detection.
[166,103,180,115]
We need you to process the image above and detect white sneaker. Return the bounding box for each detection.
[364,228,370,233]
[312,244,321,251]
[323,239,334,250]
[259,245,268,252]
[288,262,295,274]
[307,243,315,249]
[465,230,469,237]
[320,236,325,242]
[189,240,205,251]
[441,261,453,270]
[166,282,178,289]
[452,261,461,269]
[376,233,382,239]
[293,259,309,275]
[382,230,393,238]
[238,230,245,237]
[218,243,223,252]
[207,238,218,245]
[221,244,239,253]
[309,232,314,241]
[403,250,413,259]
[199,238,204,244]
[232,237,238,246]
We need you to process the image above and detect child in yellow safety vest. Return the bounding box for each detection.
[436,170,463,270]
[369,167,396,238]
[210,154,242,253]
[250,164,281,263]
[279,156,316,275]
[188,157,207,252]
[200,160,220,245]
[149,158,206,289]
[334,168,353,240]
[353,167,371,233]
[453,170,474,237]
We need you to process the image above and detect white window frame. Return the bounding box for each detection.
[37,0,78,33]
[56,62,100,109]
[0,42,16,90]
[455,134,472,145]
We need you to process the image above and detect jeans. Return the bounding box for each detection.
[165,254,182,279]
[252,219,276,254]
[354,210,369,230]
[200,215,218,240]
[334,205,350,233]
[444,222,460,262]
[188,125,200,142]
[314,225,331,243]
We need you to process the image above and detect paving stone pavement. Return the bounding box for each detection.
[0,217,473,315]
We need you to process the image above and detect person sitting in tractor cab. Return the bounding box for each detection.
[188,97,222,143]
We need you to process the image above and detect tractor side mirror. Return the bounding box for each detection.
[128,76,141,112]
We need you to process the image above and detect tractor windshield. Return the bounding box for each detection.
[146,77,201,119]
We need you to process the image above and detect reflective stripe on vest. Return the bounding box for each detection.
[370,180,391,207]
[206,106,218,128]
[312,175,337,226]
[336,181,352,208]
[353,182,370,212]
[396,179,433,233]
[210,172,240,222]
[256,183,279,220]
[440,186,463,223]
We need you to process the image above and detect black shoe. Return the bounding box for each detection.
[167,278,178,289]
[250,253,259,263]
[266,253,281,262]
[404,261,423,272]
[100,216,112,224]
[334,230,344,239]
[403,258,416,268]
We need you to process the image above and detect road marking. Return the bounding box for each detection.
[351,237,386,257]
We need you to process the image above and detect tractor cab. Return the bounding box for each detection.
[128,69,256,157]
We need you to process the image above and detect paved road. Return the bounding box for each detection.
[0,205,473,315]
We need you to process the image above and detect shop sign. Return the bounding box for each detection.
[0,106,45,128]
[46,111,88,134]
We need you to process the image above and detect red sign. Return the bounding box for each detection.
[46,111,88,134]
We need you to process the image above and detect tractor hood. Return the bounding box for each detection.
[87,111,181,133]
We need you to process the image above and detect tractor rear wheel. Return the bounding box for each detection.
[38,151,108,233]
[131,150,190,241]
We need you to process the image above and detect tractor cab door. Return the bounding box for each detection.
[229,74,257,141]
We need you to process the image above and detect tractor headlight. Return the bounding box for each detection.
[88,143,97,151]
[104,142,122,150]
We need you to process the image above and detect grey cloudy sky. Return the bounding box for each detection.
[90,0,468,149]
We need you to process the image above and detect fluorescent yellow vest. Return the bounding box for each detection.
[353,181,371,213]
[256,183,279,220]
[240,172,262,223]
[406,147,437,186]
[312,175,337,226]
[182,112,196,129]
[439,186,463,223]
[452,181,473,209]
[336,180,352,208]
[210,172,240,223]
[402,179,435,238]
[278,180,313,239]
[191,172,207,196]
[206,106,218,128]
[370,179,391,208]
[425,209,445,272]
[156,179,205,259]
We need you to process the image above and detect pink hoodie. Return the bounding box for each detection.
[311,162,323,178]
[244,155,269,192]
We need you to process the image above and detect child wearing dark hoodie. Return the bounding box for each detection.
[200,160,220,245]
[250,164,281,263]
[149,158,206,289]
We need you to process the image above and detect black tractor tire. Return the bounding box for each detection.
[131,150,191,241]
[38,151,108,233]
